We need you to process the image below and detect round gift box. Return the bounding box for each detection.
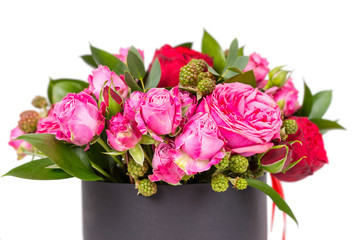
[82,175,267,240]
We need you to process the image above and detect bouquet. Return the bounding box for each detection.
[5,30,344,224]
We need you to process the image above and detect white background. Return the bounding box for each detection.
[0,0,359,239]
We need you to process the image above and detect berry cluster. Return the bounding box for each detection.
[179,59,216,95]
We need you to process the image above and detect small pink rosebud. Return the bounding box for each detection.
[106,113,142,152]
[135,88,182,141]
[53,91,105,146]
[243,52,270,88]
[123,91,147,119]
[175,112,225,174]
[148,139,186,184]
[88,65,128,100]
[36,108,60,135]
[271,79,300,117]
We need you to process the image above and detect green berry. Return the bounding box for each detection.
[32,96,48,109]
[128,159,149,177]
[229,155,249,173]
[215,153,230,170]
[253,169,265,179]
[197,71,215,82]
[235,178,248,190]
[137,179,157,197]
[239,169,255,179]
[211,174,229,192]
[179,59,207,86]
[284,119,298,135]
[197,78,216,95]
[18,110,40,133]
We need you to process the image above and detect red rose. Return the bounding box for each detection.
[273,116,328,182]
[149,44,213,88]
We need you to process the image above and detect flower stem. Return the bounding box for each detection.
[97,138,126,170]
[139,78,146,92]
[90,160,118,183]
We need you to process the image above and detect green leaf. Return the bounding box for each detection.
[206,64,220,76]
[80,55,97,68]
[310,118,345,133]
[102,151,126,156]
[226,38,238,67]
[308,90,332,119]
[47,78,89,104]
[140,135,155,145]
[247,179,298,225]
[201,30,226,73]
[230,56,249,71]
[3,158,73,180]
[175,42,193,49]
[297,81,313,117]
[129,143,144,166]
[127,50,146,80]
[146,58,161,89]
[225,70,256,88]
[90,45,128,75]
[238,46,245,56]
[17,134,102,181]
[124,71,143,92]
[129,46,144,63]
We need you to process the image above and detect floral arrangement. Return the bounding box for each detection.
[5,30,343,224]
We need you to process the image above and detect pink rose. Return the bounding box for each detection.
[9,126,33,160]
[36,108,60,134]
[88,65,128,100]
[106,113,142,152]
[176,112,225,159]
[171,87,197,126]
[268,78,300,117]
[114,47,144,63]
[197,83,282,156]
[148,139,186,184]
[175,113,225,174]
[243,52,269,88]
[123,91,147,119]
[53,91,105,146]
[135,88,182,141]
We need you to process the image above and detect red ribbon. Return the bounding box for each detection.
[270,174,286,240]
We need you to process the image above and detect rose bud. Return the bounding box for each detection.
[268,66,291,88]
[114,47,144,63]
[175,113,225,174]
[106,113,142,152]
[243,52,270,88]
[88,65,128,100]
[123,91,147,120]
[175,112,225,160]
[8,126,33,160]
[259,141,305,173]
[170,87,197,126]
[148,139,186,185]
[36,108,60,135]
[197,82,282,157]
[53,91,105,146]
[99,85,124,118]
[273,117,328,182]
[148,44,213,88]
[135,88,182,141]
